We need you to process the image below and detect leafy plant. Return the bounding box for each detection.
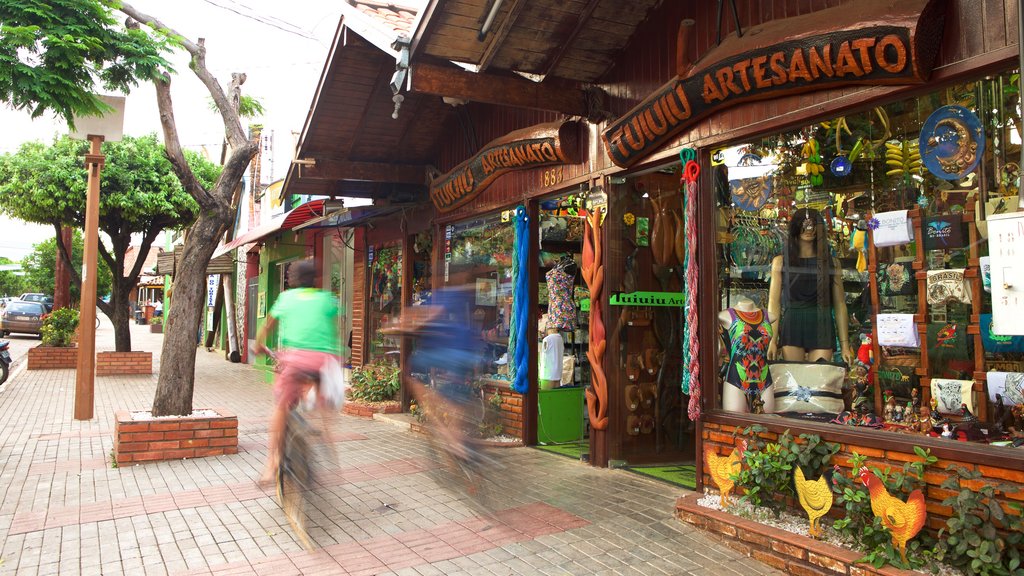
[475,392,504,438]
[40,307,78,347]
[731,427,839,514]
[349,362,400,403]
[149,316,163,325]
[934,466,1024,575]
[830,447,938,571]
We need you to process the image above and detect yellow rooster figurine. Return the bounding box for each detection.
[794,465,835,538]
[859,467,927,563]
[704,440,747,507]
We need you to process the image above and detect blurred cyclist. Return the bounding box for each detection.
[388,279,483,457]
[255,259,341,485]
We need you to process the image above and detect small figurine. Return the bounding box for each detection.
[941,421,955,438]
[884,390,897,422]
[919,406,934,434]
[856,334,874,384]
[751,395,765,414]
[911,388,921,414]
[895,404,907,422]
[930,398,944,427]
[959,403,977,425]
[993,394,1008,434]
[903,401,918,426]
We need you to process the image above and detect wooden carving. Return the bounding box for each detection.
[582,207,608,430]
[859,467,927,563]
[602,0,946,167]
[794,466,834,538]
[430,120,580,213]
[704,441,746,507]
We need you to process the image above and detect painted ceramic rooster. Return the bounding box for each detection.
[705,440,747,507]
[859,467,927,563]
[794,466,834,538]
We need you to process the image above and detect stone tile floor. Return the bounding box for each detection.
[0,321,780,576]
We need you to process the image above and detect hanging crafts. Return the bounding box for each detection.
[679,149,701,420]
[919,105,984,180]
[507,206,530,395]
[801,138,824,186]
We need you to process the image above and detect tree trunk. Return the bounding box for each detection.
[109,280,133,352]
[150,214,227,416]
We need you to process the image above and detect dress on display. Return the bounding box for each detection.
[722,308,773,397]
[779,257,836,350]
[545,267,575,331]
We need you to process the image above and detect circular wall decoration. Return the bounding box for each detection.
[830,155,852,177]
[729,175,772,211]
[919,105,984,180]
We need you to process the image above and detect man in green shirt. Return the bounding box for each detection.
[255,259,341,485]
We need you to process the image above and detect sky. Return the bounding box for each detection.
[0,0,344,262]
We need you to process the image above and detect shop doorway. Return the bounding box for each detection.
[535,192,589,459]
[605,166,695,469]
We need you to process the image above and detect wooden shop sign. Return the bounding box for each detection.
[430,121,580,213]
[609,291,686,307]
[602,0,945,167]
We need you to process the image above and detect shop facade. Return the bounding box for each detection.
[281,0,1024,505]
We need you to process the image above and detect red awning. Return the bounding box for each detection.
[211,199,329,259]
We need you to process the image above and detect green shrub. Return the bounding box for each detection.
[349,362,400,402]
[41,308,79,347]
[149,315,163,325]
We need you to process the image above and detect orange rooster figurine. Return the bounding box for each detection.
[705,440,747,507]
[858,467,927,563]
[794,466,834,538]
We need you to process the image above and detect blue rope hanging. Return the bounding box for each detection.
[508,205,530,394]
[680,185,692,395]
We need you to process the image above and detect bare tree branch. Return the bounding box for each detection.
[152,75,219,210]
[127,226,163,282]
[118,3,247,149]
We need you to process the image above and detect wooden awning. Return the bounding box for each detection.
[155,250,234,277]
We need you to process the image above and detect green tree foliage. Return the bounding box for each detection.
[0,134,219,350]
[0,0,172,126]
[0,256,25,297]
[20,231,112,305]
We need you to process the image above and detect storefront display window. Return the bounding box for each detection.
[714,68,1024,448]
[446,212,514,368]
[537,193,590,446]
[367,244,402,364]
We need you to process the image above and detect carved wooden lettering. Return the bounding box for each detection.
[602,0,945,167]
[430,121,580,213]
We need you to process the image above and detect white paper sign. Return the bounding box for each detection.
[872,210,913,247]
[988,212,1024,335]
[875,313,919,347]
[206,274,220,307]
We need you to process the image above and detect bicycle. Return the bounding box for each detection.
[264,350,319,550]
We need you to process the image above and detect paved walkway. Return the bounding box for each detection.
[0,322,780,576]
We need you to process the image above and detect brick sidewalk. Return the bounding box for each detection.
[0,322,780,576]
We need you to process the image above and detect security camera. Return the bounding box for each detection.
[390,69,407,95]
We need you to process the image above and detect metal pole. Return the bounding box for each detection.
[74,135,104,421]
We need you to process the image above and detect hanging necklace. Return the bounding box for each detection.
[734,308,763,325]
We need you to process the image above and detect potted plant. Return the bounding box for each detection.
[149,315,163,334]
[344,361,401,417]
[28,308,80,369]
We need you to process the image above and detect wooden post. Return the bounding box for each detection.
[74,135,104,421]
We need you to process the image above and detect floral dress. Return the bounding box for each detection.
[545,267,575,331]
[722,308,773,397]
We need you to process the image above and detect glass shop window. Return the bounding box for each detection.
[714,68,1024,449]
[367,243,402,365]
[445,211,515,377]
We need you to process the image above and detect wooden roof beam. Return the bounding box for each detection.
[410,62,587,116]
[295,159,429,185]
[541,0,600,78]
[477,0,527,73]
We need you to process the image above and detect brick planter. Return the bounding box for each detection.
[675,494,918,576]
[26,345,77,370]
[149,323,163,334]
[343,400,401,418]
[113,409,238,465]
[97,351,152,376]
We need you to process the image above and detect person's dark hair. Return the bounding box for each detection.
[290,259,317,288]
[784,208,832,309]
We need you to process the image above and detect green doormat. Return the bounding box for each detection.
[535,441,587,460]
[623,464,697,490]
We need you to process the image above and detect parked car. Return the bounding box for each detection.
[18,293,53,312]
[0,300,48,338]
